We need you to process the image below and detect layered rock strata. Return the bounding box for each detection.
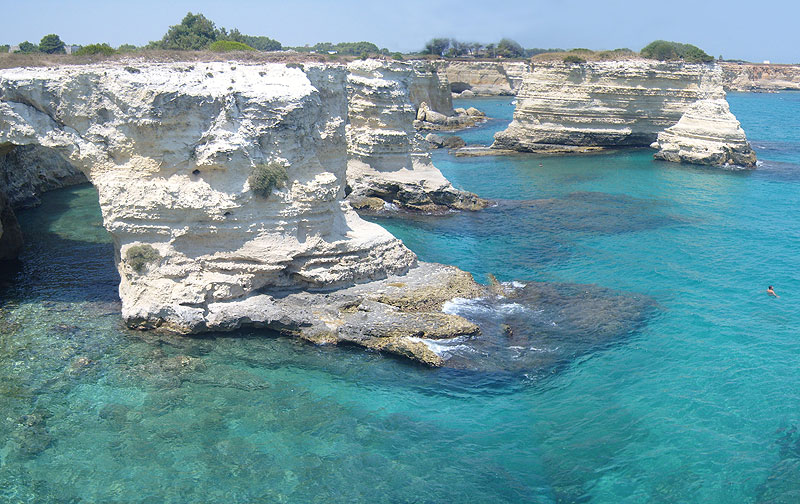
[653,98,756,167]
[437,60,531,96]
[493,60,754,166]
[346,60,486,212]
[0,63,414,322]
[406,61,453,115]
[721,62,800,92]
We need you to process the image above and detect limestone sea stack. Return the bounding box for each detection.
[653,98,756,167]
[346,60,486,212]
[492,60,755,167]
[0,62,416,327]
[0,61,501,365]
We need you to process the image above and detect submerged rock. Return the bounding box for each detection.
[423,280,655,373]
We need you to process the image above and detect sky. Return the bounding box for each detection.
[1,0,797,63]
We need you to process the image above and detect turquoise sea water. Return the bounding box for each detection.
[2,92,800,502]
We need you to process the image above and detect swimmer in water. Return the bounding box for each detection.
[767,286,779,297]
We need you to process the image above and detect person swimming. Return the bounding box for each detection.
[767,286,779,297]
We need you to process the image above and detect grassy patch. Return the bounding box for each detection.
[249,162,288,198]
[126,244,160,273]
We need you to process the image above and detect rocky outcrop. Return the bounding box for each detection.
[346,60,487,212]
[721,62,800,92]
[0,61,506,365]
[426,133,466,149]
[653,98,756,167]
[0,189,23,260]
[437,60,531,96]
[413,101,481,131]
[493,60,754,166]
[0,144,86,208]
[0,63,415,324]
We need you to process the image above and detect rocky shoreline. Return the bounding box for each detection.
[0,57,759,366]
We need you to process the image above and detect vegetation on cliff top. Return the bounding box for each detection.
[208,40,256,52]
[75,43,116,56]
[640,40,714,63]
[151,12,281,52]
[422,37,558,59]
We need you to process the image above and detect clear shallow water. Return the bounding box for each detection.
[1,94,800,502]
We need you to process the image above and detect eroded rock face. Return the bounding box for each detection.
[653,98,756,168]
[0,144,86,208]
[492,61,753,165]
[0,62,417,331]
[438,60,531,96]
[406,61,453,115]
[722,62,800,92]
[346,60,486,212]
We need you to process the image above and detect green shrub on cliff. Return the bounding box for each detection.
[75,43,116,56]
[249,162,288,198]
[641,40,713,63]
[563,55,586,64]
[126,244,160,273]
[209,40,256,52]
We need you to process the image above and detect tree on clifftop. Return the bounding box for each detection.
[423,38,450,57]
[39,34,65,54]
[160,12,219,50]
[640,40,713,63]
[496,38,524,58]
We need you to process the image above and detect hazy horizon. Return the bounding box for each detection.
[2,0,797,63]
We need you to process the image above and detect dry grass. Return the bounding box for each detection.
[532,49,641,63]
[0,50,371,70]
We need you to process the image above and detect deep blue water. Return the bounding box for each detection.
[1,92,800,502]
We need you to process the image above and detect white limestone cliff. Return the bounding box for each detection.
[721,62,800,92]
[346,60,486,212]
[437,60,531,96]
[407,61,453,115]
[0,62,418,330]
[653,98,756,168]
